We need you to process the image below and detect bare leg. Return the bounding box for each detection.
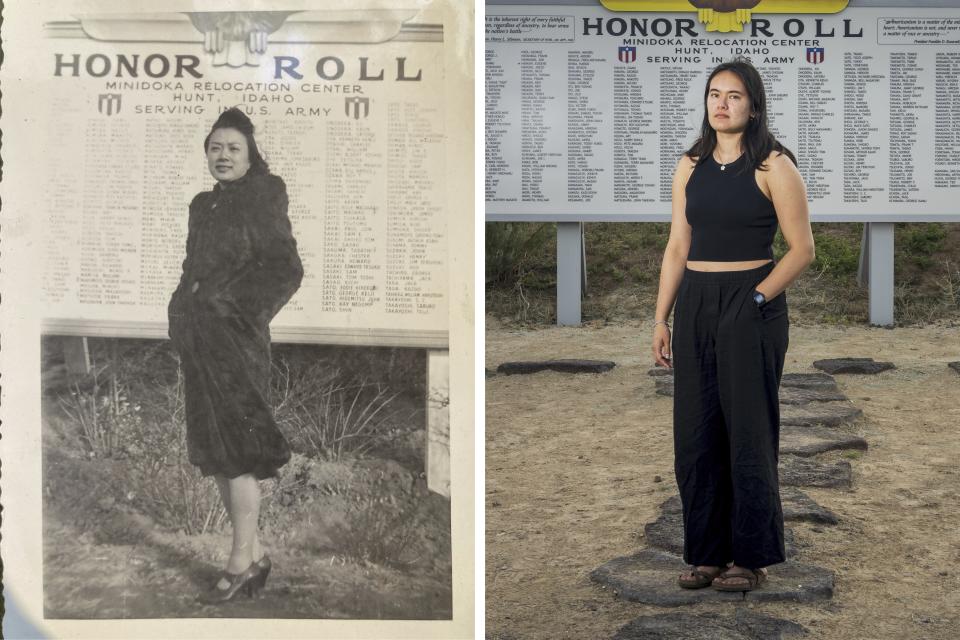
[211,473,263,589]
[213,474,232,525]
[212,473,261,558]
[224,473,261,574]
[231,473,262,565]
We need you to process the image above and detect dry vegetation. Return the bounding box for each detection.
[486,221,960,326]
[41,338,451,619]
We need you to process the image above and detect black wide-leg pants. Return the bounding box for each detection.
[672,261,789,570]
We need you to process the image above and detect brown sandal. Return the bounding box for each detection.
[712,566,767,592]
[677,565,726,589]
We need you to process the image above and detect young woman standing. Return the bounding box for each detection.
[651,59,815,591]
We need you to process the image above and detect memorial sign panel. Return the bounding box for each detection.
[31,7,450,346]
[486,3,960,219]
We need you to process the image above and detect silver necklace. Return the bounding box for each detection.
[714,151,739,171]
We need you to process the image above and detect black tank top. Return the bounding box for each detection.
[684,153,777,261]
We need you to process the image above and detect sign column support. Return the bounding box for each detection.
[62,337,91,376]
[426,349,450,498]
[557,222,584,326]
[857,221,895,327]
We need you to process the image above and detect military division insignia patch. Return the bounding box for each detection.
[599,0,849,33]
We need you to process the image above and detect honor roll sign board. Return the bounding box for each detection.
[486,1,960,220]
[11,7,450,347]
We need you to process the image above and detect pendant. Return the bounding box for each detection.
[720,164,726,171]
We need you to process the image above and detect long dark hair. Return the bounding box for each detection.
[685,58,797,172]
[203,107,270,176]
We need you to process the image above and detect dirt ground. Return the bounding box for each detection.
[486,317,960,639]
[42,454,452,621]
[41,452,452,621]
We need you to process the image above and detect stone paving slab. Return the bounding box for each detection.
[780,487,838,525]
[729,609,810,639]
[612,610,809,640]
[780,425,868,457]
[813,357,896,375]
[780,372,838,390]
[779,455,853,489]
[644,497,801,558]
[591,548,834,606]
[781,403,863,427]
[497,359,616,375]
[655,377,674,396]
[779,385,848,404]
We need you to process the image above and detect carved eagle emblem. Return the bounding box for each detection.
[187,12,296,67]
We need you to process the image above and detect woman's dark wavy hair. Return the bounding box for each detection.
[685,57,797,173]
[203,107,270,176]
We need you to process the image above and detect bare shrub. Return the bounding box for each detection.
[272,360,403,460]
[329,496,428,568]
[123,367,228,535]
[936,258,960,310]
[57,361,139,458]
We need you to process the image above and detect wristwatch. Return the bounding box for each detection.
[752,290,766,307]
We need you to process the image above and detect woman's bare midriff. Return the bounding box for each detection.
[686,258,772,272]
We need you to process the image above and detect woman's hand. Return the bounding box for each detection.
[652,323,673,369]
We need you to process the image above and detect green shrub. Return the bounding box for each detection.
[900,223,946,256]
[485,222,554,287]
[810,230,860,278]
[772,227,789,258]
[898,223,947,270]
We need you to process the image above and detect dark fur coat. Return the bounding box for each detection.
[168,171,303,479]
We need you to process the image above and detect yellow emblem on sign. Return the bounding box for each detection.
[599,0,849,33]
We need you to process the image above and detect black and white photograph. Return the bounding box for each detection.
[1,1,474,638]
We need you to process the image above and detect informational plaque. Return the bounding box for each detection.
[486,4,960,219]
[27,8,449,346]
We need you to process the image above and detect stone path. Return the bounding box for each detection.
[590,362,879,637]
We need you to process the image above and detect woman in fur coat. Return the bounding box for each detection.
[168,107,303,603]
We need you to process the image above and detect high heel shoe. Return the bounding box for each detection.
[253,554,272,591]
[198,562,262,604]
